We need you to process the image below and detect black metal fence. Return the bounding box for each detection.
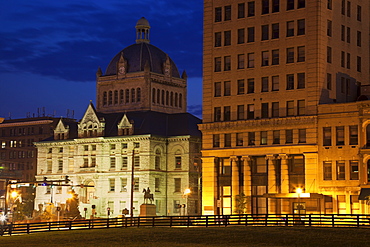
[2,214,370,236]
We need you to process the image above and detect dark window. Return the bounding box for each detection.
[287,0,294,10]
[224,81,231,96]
[272,0,280,12]
[262,0,269,14]
[248,132,255,145]
[336,161,345,180]
[273,130,280,144]
[357,5,361,21]
[238,28,245,44]
[286,47,294,63]
[247,104,255,119]
[323,161,332,180]
[248,1,255,17]
[247,27,255,42]
[214,82,221,97]
[298,129,306,143]
[262,77,269,92]
[326,73,332,90]
[238,3,245,18]
[261,103,269,118]
[247,53,255,68]
[327,47,332,63]
[287,74,294,90]
[272,49,279,65]
[357,31,361,47]
[224,106,231,121]
[237,79,245,94]
[357,56,361,72]
[214,107,221,122]
[224,5,231,21]
[215,7,222,22]
[213,134,220,147]
[347,1,351,17]
[262,25,269,40]
[214,57,221,72]
[297,19,305,35]
[327,20,332,37]
[224,56,231,71]
[346,27,350,43]
[297,73,305,89]
[298,0,305,8]
[341,0,345,15]
[286,129,293,143]
[272,76,279,91]
[224,134,231,147]
[238,54,245,69]
[297,46,305,62]
[297,100,305,116]
[237,105,245,120]
[349,125,358,145]
[272,102,279,117]
[272,23,279,39]
[350,161,359,180]
[247,78,254,93]
[327,0,332,10]
[224,30,231,46]
[341,25,345,41]
[215,32,221,47]
[286,21,294,37]
[323,127,331,146]
[286,101,294,116]
[262,51,269,66]
[336,126,345,145]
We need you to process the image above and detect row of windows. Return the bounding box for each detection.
[214,99,306,122]
[215,20,305,47]
[1,139,35,148]
[213,129,307,148]
[47,143,140,154]
[340,0,362,21]
[102,88,141,106]
[6,162,34,171]
[215,73,305,97]
[151,88,183,108]
[1,127,49,137]
[5,150,35,159]
[326,47,362,72]
[323,160,359,181]
[215,46,305,72]
[215,0,306,22]
[323,125,358,146]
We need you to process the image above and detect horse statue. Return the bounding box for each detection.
[142,187,154,204]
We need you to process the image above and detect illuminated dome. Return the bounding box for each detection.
[104,17,181,78]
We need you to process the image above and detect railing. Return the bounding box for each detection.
[2,214,370,236]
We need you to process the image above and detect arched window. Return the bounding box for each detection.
[367,160,370,183]
[131,88,135,103]
[175,93,178,107]
[161,90,165,105]
[114,90,118,105]
[366,124,370,147]
[179,93,183,108]
[137,88,141,102]
[166,91,169,105]
[155,149,161,170]
[108,91,113,105]
[120,90,124,104]
[170,92,173,106]
[152,88,156,103]
[157,89,160,104]
[103,92,107,106]
[125,89,130,103]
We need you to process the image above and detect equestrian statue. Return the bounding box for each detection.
[142,187,154,204]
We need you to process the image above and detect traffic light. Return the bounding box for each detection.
[65,175,70,184]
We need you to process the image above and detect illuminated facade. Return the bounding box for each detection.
[34,18,201,218]
[200,0,370,215]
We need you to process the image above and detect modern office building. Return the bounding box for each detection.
[34,18,202,218]
[200,0,370,215]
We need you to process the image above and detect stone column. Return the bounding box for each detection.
[266,154,276,214]
[279,154,290,194]
[242,155,252,214]
[201,156,218,215]
[230,156,239,214]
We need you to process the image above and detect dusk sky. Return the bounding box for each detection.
[0,0,203,119]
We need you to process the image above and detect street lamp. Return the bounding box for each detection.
[296,188,302,223]
[183,188,191,216]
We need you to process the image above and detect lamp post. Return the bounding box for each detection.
[183,188,191,216]
[296,188,302,222]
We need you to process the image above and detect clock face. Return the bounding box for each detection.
[119,66,125,74]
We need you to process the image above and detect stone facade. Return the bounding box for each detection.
[201,0,370,215]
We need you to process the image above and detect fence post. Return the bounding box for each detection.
[285,215,288,226]
[27,223,30,234]
[308,214,311,227]
[265,214,268,226]
[170,216,173,227]
[357,215,360,227]
[69,221,72,230]
[205,215,209,227]
[49,222,51,231]
[137,217,140,228]
[332,215,335,227]
[245,214,248,226]
[107,218,110,228]
[152,217,155,227]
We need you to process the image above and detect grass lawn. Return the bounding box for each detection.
[0,226,369,247]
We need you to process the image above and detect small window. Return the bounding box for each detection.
[224,30,231,46]
[175,156,182,169]
[224,5,231,21]
[261,25,269,41]
[247,1,255,17]
[237,29,245,44]
[224,56,231,71]
[262,0,269,14]
[214,32,221,47]
[238,3,245,18]
[215,7,222,22]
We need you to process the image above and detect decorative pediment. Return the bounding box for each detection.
[54,118,69,140]
[118,114,134,136]
[78,102,105,138]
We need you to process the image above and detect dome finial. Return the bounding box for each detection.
[135,17,150,44]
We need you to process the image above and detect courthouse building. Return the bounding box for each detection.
[200,1,370,215]
[34,18,202,217]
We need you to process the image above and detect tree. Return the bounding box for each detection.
[234,193,250,214]
[65,190,81,219]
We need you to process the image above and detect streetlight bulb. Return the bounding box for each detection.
[11,191,18,198]
[184,188,191,195]
[296,188,302,194]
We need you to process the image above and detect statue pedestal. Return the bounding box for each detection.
[139,204,157,217]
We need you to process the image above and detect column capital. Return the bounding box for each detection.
[230,155,238,162]
[265,154,277,161]
[278,153,290,160]
[241,155,251,162]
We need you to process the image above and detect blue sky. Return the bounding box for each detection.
[0,0,203,119]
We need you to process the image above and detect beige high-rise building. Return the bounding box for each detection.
[200,0,370,215]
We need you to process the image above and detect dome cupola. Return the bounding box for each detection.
[135,17,150,44]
